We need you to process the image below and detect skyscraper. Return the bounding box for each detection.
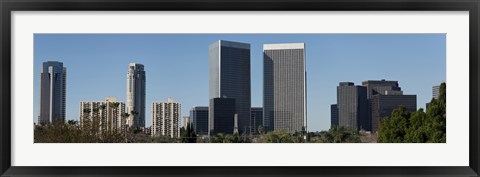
[190,106,209,135]
[371,94,417,132]
[79,97,125,132]
[209,97,235,135]
[330,104,339,128]
[361,79,403,131]
[250,107,263,134]
[38,61,66,125]
[362,79,402,99]
[209,40,251,134]
[152,98,181,138]
[126,63,146,128]
[432,84,441,99]
[263,43,306,133]
[337,82,368,131]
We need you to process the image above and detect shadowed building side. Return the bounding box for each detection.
[209,97,236,136]
[190,106,209,136]
[250,107,263,134]
[330,104,339,128]
[371,94,417,133]
[337,82,368,131]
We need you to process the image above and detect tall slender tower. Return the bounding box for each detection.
[38,61,66,125]
[209,40,251,135]
[126,63,146,128]
[263,43,306,133]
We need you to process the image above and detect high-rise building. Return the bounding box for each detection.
[330,104,339,128]
[361,79,403,131]
[263,43,306,133]
[190,106,209,135]
[152,98,181,138]
[371,94,417,132]
[183,116,190,128]
[209,40,251,134]
[209,97,235,135]
[337,82,368,131]
[79,97,125,132]
[250,107,263,134]
[362,80,402,99]
[432,84,441,100]
[126,63,146,128]
[428,82,445,108]
[38,61,67,125]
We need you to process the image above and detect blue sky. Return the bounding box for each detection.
[33,34,446,131]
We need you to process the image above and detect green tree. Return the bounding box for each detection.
[180,123,197,143]
[257,125,265,135]
[378,106,410,143]
[312,126,360,143]
[67,120,78,126]
[262,130,295,143]
[378,83,446,143]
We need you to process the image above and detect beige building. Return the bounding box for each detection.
[79,97,126,132]
[183,116,190,128]
[152,98,181,138]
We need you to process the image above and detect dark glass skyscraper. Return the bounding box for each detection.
[209,40,251,135]
[337,82,368,131]
[362,79,402,99]
[362,79,405,131]
[263,43,306,133]
[371,94,417,132]
[38,61,66,125]
[190,106,209,135]
[250,107,263,134]
[330,104,339,128]
[209,97,236,135]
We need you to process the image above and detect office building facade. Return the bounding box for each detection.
[362,80,402,99]
[263,43,306,133]
[361,79,403,131]
[371,94,417,132]
[38,61,67,125]
[152,98,181,138]
[209,97,235,135]
[190,106,209,135]
[337,82,368,131]
[126,63,146,128]
[330,104,339,128]
[250,107,263,134]
[209,40,251,134]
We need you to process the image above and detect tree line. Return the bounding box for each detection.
[378,83,446,143]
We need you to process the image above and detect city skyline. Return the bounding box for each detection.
[33,34,446,131]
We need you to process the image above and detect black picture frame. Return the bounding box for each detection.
[1,0,479,176]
